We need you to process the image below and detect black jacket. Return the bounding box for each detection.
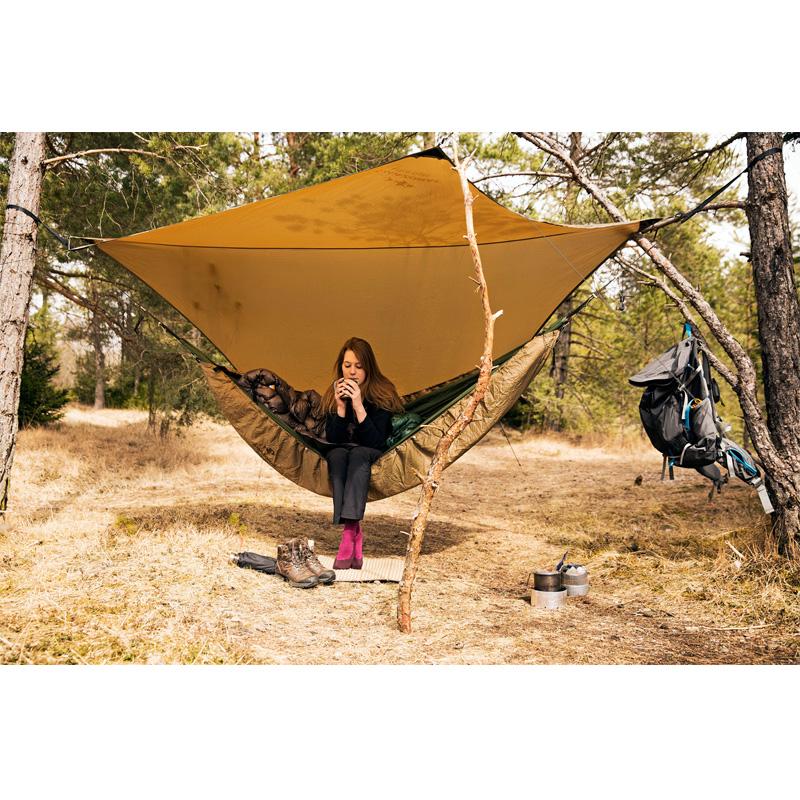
[325,400,393,451]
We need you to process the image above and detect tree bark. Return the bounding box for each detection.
[0,133,46,511]
[544,134,582,431]
[285,132,302,178]
[545,299,572,430]
[90,311,106,410]
[397,146,502,633]
[745,133,800,552]
[147,367,157,431]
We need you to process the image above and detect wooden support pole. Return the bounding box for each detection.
[396,142,501,633]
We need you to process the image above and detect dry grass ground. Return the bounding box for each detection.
[1,405,798,664]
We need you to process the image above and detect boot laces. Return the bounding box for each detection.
[290,541,306,568]
[304,545,324,570]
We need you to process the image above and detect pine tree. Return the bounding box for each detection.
[18,325,69,428]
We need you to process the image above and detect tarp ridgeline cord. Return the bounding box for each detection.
[4,204,96,252]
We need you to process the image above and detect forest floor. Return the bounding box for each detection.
[1,405,798,665]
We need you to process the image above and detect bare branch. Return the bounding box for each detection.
[472,171,570,184]
[43,266,139,295]
[35,272,140,345]
[637,133,744,192]
[617,258,738,388]
[662,132,745,170]
[645,202,747,233]
[41,145,204,169]
[43,148,169,168]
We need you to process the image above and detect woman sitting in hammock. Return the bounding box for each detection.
[320,337,404,569]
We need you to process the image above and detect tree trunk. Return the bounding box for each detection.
[0,132,46,511]
[545,299,572,430]
[285,132,302,178]
[147,367,157,431]
[745,133,800,552]
[91,311,106,410]
[544,134,582,431]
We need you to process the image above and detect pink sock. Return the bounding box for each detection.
[335,521,358,561]
[353,522,363,562]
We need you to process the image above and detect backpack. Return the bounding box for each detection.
[629,324,773,512]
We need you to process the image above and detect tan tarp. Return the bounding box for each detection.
[96,148,645,397]
[201,331,557,500]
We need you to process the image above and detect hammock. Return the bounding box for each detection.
[94,147,651,497]
[200,331,556,499]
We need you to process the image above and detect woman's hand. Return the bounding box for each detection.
[341,378,363,410]
[334,379,348,415]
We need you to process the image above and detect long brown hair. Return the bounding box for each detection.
[321,337,404,414]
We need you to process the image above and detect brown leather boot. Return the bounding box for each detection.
[276,540,319,588]
[298,538,335,585]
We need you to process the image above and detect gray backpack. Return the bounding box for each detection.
[630,325,773,513]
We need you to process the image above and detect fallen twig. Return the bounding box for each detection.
[726,541,745,560]
[692,622,779,632]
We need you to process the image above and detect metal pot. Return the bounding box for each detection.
[561,565,589,597]
[533,570,562,592]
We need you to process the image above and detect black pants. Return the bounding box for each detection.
[326,446,383,524]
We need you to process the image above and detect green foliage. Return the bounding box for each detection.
[32,133,247,426]
[226,512,250,537]
[139,325,223,430]
[484,132,756,440]
[259,132,420,195]
[70,352,96,406]
[19,308,70,428]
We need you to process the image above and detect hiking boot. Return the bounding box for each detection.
[298,538,335,585]
[276,540,319,588]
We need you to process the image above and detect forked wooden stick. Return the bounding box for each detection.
[396,140,502,633]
